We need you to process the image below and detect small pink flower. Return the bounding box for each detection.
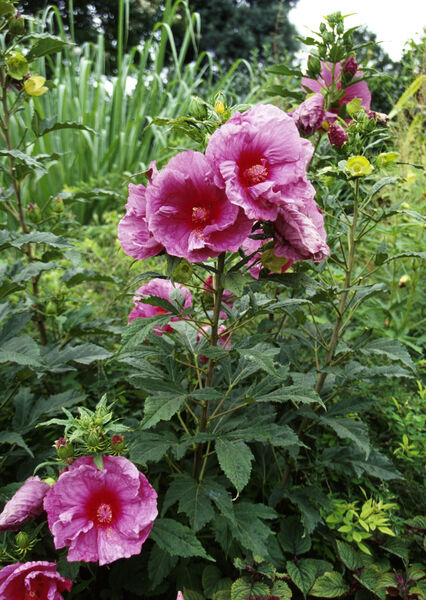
[302,61,371,117]
[43,455,158,566]
[0,477,49,533]
[128,278,192,334]
[118,163,163,261]
[176,593,184,600]
[146,151,252,262]
[290,93,327,136]
[0,561,72,600]
[328,123,348,147]
[274,194,329,263]
[206,104,314,221]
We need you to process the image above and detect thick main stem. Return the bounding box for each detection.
[193,253,225,481]
[282,181,360,486]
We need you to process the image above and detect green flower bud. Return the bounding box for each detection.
[8,14,25,35]
[6,52,28,80]
[56,437,74,459]
[15,531,30,549]
[307,55,321,77]
[336,22,344,35]
[319,22,327,33]
[52,197,64,213]
[111,434,125,453]
[214,91,226,115]
[189,96,208,120]
[45,300,57,316]
[27,203,41,223]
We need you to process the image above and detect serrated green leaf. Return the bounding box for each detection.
[0,431,33,457]
[141,394,187,430]
[0,334,41,367]
[279,516,311,555]
[222,271,246,296]
[405,515,426,531]
[39,119,96,137]
[320,417,370,457]
[336,540,364,571]
[9,232,74,249]
[286,559,316,597]
[216,438,253,492]
[368,177,399,200]
[381,537,409,562]
[27,34,68,60]
[0,149,47,174]
[231,576,270,600]
[258,385,324,407]
[150,518,214,561]
[360,338,415,372]
[121,314,173,349]
[229,502,275,558]
[13,261,59,283]
[271,580,292,600]
[354,565,387,599]
[162,474,215,532]
[130,431,177,464]
[66,343,112,365]
[310,571,349,598]
[148,544,178,589]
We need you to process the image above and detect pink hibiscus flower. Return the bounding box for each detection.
[43,455,158,566]
[128,278,192,335]
[145,151,253,262]
[206,104,314,221]
[274,195,329,263]
[301,61,371,117]
[0,561,72,600]
[289,93,327,136]
[0,476,49,533]
[118,163,163,260]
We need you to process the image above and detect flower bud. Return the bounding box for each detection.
[328,123,348,147]
[189,96,208,120]
[111,434,125,453]
[6,52,28,80]
[45,300,57,316]
[346,156,373,177]
[336,22,344,35]
[398,275,410,288]
[8,13,25,35]
[52,197,64,213]
[24,75,48,97]
[307,55,321,77]
[376,152,399,168]
[15,531,30,549]
[27,203,41,224]
[56,438,74,460]
[343,55,358,76]
[214,91,226,115]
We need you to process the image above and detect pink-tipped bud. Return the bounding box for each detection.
[56,437,66,449]
[56,438,74,460]
[111,434,125,453]
[343,55,358,76]
[328,123,348,147]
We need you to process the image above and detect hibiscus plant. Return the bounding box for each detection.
[0,3,424,600]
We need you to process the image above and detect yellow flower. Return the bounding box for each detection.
[346,156,373,177]
[24,75,48,97]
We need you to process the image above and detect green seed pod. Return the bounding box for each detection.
[189,96,208,120]
[45,300,57,316]
[15,531,30,549]
[56,438,74,459]
[6,52,28,80]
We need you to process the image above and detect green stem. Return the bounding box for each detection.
[193,253,225,481]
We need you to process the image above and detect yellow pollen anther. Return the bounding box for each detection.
[243,164,268,186]
[96,503,113,524]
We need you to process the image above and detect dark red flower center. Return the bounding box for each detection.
[85,488,120,528]
[192,205,211,227]
[25,592,39,600]
[243,163,269,186]
[96,503,113,525]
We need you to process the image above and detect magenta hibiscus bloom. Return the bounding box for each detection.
[43,455,158,566]
[290,93,327,136]
[0,561,72,600]
[274,195,329,263]
[146,151,252,262]
[118,164,163,260]
[301,61,371,117]
[206,104,314,221]
[128,278,192,335]
[0,476,49,533]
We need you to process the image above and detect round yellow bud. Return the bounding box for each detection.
[214,100,225,115]
[346,155,373,177]
[24,75,48,97]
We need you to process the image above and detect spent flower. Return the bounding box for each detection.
[23,75,48,96]
[0,477,49,533]
[0,562,72,600]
